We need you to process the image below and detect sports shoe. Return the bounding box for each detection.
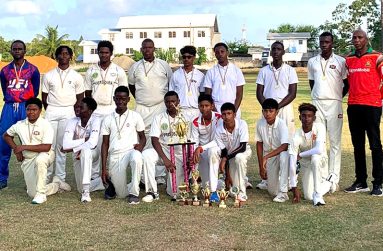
[256,180,268,190]
[370,184,383,196]
[127,194,140,205]
[313,192,325,206]
[344,181,370,193]
[53,176,71,192]
[171,194,177,201]
[156,176,166,186]
[142,192,159,203]
[273,192,289,203]
[237,193,247,202]
[0,181,7,190]
[326,173,339,193]
[246,181,253,189]
[32,193,47,204]
[210,191,220,203]
[104,180,116,200]
[81,191,92,203]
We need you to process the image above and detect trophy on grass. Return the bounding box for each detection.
[172,105,189,144]
[231,186,241,208]
[201,182,211,207]
[190,170,201,206]
[178,183,189,206]
[218,185,229,208]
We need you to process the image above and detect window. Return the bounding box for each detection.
[299,40,303,45]
[198,30,205,37]
[90,48,97,54]
[169,31,176,38]
[126,48,134,55]
[109,34,115,41]
[126,32,133,39]
[140,32,147,38]
[154,32,162,38]
[184,31,190,37]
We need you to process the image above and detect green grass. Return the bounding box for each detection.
[1,73,383,250]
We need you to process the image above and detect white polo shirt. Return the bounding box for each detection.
[190,111,221,150]
[256,64,298,102]
[215,118,249,154]
[169,67,205,109]
[42,67,85,107]
[84,62,128,115]
[63,115,101,153]
[128,58,173,107]
[7,117,54,159]
[101,109,145,155]
[255,117,289,154]
[308,53,347,101]
[289,123,327,156]
[203,62,245,106]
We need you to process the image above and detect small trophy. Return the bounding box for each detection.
[231,186,241,208]
[190,170,201,206]
[178,183,189,206]
[201,182,211,207]
[218,186,229,208]
[172,105,189,143]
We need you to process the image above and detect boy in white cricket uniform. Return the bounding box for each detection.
[308,32,348,188]
[62,97,105,203]
[141,91,185,202]
[191,94,221,202]
[169,45,205,121]
[255,99,290,202]
[3,98,60,204]
[101,86,146,204]
[216,102,252,202]
[42,46,84,183]
[289,103,335,206]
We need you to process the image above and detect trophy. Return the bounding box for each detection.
[231,186,241,208]
[218,186,229,208]
[201,182,211,207]
[190,170,201,206]
[178,183,189,206]
[172,105,189,144]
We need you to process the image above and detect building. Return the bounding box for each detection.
[80,14,221,63]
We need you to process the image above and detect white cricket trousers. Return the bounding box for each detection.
[312,99,343,183]
[22,150,59,198]
[142,147,184,197]
[227,146,252,196]
[266,150,289,196]
[93,113,110,183]
[278,103,295,138]
[45,105,75,181]
[135,102,166,138]
[197,146,220,192]
[73,148,105,193]
[108,150,143,198]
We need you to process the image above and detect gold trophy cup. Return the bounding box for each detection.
[172,105,189,143]
[201,182,211,207]
[178,183,189,206]
[190,170,201,206]
[218,187,229,208]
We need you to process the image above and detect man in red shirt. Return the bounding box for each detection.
[344,29,383,196]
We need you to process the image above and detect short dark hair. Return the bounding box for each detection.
[81,97,97,111]
[220,102,236,113]
[198,94,214,104]
[271,41,284,50]
[26,98,42,109]
[213,42,229,51]
[97,40,114,54]
[114,86,129,96]
[164,90,179,99]
[319,31,334,41]
[142,38,155,46]
[11,40,26,50]
[180,45,196,56]
[262,98,279,110]
[55,45,74,59]
[298,103,317,114]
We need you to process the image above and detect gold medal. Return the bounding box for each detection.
[187,91,192,97]
[118,134,121,140]
[221,84,226,90]
[144,76,148,82]
[321,75,326,81]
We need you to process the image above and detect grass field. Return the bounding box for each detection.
[1,73,383,250]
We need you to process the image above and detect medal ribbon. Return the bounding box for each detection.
[13,60,26,83]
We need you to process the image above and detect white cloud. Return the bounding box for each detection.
[5,0,41,15]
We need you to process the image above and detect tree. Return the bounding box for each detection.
[35,25,69,59]
[0,36,12,61]
[195,47,208,65]
[269,24,319,50]
[226,39,251,55]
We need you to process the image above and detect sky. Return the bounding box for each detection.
[0,0,353,46]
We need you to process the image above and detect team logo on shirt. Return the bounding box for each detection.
[338,114,343,119]
[92,72,98,79]
[365,61,371,67]
[329,65,336,69]
[33,131,40,135]
[126,123,130,127]
[111,73,116,77]
[161,123,168,130]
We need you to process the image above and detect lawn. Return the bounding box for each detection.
[1,73,383,250]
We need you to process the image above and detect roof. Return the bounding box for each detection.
[115,14,219,32]
[267,32,311,40]
[79,40,100,46]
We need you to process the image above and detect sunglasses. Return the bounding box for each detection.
[182,55,193,59]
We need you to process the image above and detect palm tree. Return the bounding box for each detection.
[36,25,69,59]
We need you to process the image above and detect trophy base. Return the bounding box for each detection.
[186,198,193,205]
[178,200,187,206]
[202,202,211,207]
[234,200,242,208]
[192,200,201,206]
[219,203,227,208]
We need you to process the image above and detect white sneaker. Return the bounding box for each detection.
[273,192,289,203]
[32,193,47,204]
[142,192,159,203]
[256,180,268,190]
[313,192,326,206]
[156,177,166,185]
[326,173,339,193]
[246,181,253,189]
[53,176,71,192]
[81,191,91,203]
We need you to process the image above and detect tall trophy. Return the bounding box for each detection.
[178,183,189,206]
[231,186,241,208]
[201,182,211,207]
[218,186,229,208]
[190,170,201,206]
[172,105,189,144]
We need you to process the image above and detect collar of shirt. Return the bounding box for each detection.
[299,123,318,137]
[57,67,71,74]
[113,109,130,118]
[268,117,281,129]
[216,62,230,69]
[25,117,42,127]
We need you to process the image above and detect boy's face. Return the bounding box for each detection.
[113,92,129,110]
[262,108,278,124]
[198,100,213,117]
[221,109,235,124]
[299,110,316,127]
[26,104,41,122]
[164,95,179,113]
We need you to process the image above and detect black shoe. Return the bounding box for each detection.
[0,181,7,190]
[127,194,140,205]
[104,180,116,200]
[370,184,383,196]
[344,181,369,193]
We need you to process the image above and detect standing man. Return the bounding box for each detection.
[0,40,40,190]
[308,31,348,190]
[169,45,205,121]
[344,29,383,196]
[203,42,245,118]
[42,45,84,183]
